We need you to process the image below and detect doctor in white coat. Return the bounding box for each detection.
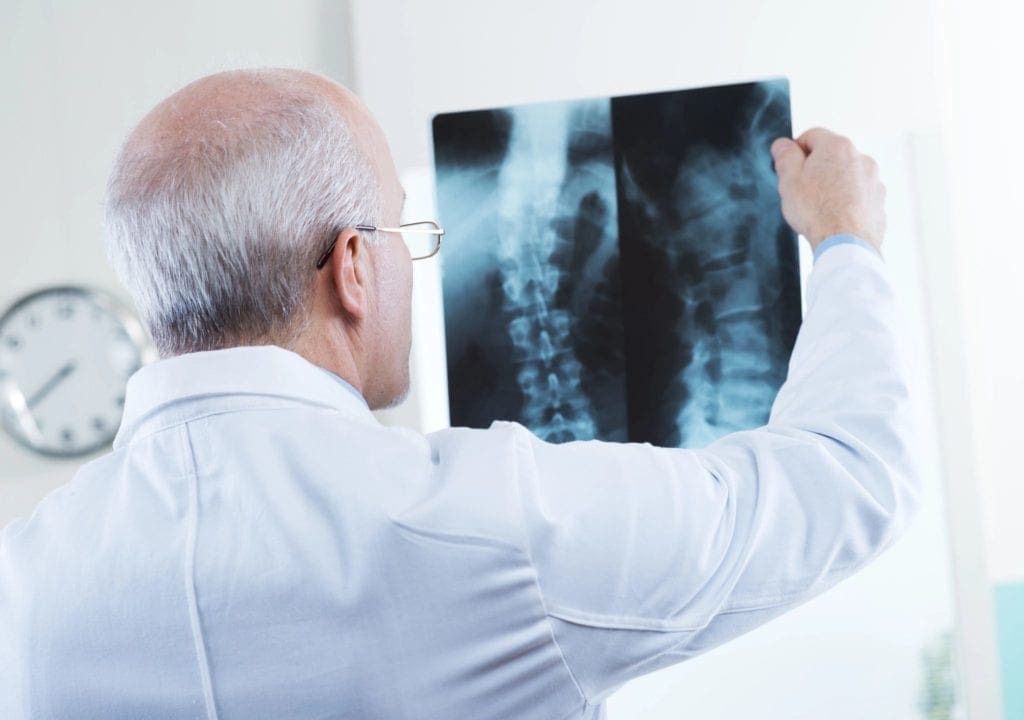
[0,68,919,719]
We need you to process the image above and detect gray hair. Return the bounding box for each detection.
[104,69,383,358]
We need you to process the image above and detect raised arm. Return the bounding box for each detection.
[509,128,922,705]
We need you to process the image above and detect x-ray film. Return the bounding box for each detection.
[431,79,801,448]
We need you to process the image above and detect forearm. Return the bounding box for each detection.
[688,239,923,617]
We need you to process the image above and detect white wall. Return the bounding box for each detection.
[0,0,357,525]
[349,0,943,169]
[933,0,1024,588]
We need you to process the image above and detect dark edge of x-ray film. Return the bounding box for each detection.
[431,78,800,448]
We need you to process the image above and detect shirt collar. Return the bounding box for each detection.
[112,344,377,449]
[316,366,371,411]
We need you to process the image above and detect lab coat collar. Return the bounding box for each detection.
[112,344,378,449]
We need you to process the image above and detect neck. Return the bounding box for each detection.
[288,320,367,402]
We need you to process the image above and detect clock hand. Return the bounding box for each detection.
[26,361,77,410]
[2,386,45,444]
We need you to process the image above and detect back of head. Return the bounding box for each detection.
[104,68,382,358]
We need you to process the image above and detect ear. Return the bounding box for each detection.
[328,228,369,321]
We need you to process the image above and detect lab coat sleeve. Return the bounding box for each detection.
[507,242,923,705]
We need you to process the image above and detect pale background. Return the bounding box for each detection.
[2,0,1020,717]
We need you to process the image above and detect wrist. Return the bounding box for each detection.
[809,229,880,253]
[812,234,883,263]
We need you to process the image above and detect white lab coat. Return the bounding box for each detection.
[0,243,921,719]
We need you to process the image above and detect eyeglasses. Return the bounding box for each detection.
[315,220,445,269]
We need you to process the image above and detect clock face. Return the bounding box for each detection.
[0,286,155,458]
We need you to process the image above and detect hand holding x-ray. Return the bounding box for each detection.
[771,128,887,253]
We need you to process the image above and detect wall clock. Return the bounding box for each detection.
[0,286,156,458]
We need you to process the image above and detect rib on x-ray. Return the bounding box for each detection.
[431,79,801,448]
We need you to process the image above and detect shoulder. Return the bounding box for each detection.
[391,421,536,550]
[425,420,533,471]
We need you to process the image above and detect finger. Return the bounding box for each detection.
[795,127,839,153]
[770,137,806,180]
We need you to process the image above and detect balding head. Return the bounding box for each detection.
[126,69,377,177]
[105,68,409,392]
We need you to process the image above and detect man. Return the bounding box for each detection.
[0,68,918,719]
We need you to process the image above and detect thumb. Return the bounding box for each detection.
[770,137,805,180]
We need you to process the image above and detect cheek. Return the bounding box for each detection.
[402,263,414,339]
[386,249,413,336]
[404,260,414,308]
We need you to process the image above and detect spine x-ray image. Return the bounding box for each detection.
[431,79,801,449]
